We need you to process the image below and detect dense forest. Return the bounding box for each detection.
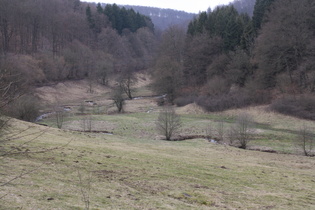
[0,0,157,108]
[1,0,315,119]
[152,0,315,118]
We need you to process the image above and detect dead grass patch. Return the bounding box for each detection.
[177,103,206,115]
[219,105,315,131]
[35,80,110,105]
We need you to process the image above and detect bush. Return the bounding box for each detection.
[8,95,40,122]
[156,106,181,140]
[229,112,255,149]
[270,95,315,120]
[196,90,250,112]
[156,97,165,106]
[196,88,270,112]
[111,86,125,113]
[201,76,230,96]
[174,96,196,107]
[296,124,315,156]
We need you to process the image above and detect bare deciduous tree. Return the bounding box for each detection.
[82,116,93,132]
[111,86,125,113]
[119,71,137,100]
[206,120,225,143]
[156,106,181,140]
[216,120,225,142]
[229,112,254,149]
[151,26,186,104]
[296,124,314,156]
[55,107,65,129]
[78,102,85,114]
[77,170,92,210]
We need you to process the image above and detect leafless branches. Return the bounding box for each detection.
[82,116,93,132]
[156,106,181,140]
[229,112,254,149]
[77,170,92,210]
[296,124,314,156]
[111,86,125,113]
[55,107,65,129]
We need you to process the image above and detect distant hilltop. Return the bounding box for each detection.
[122,5,195,30]
[96,0,255,31]
[96,3,196,31]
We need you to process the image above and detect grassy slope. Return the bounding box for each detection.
[1,113,315,209]
[1,77,314,209]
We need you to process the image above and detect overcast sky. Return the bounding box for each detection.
[81,0,235,13]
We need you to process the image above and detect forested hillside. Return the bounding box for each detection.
[0,0,157,110]
[1,0,315,120]
[152,0,315,118]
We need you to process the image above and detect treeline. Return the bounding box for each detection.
[1,0,315,120]
[94,3,154,34]
[152,0,315,114]
[123,5,195,30]
[0,0,156,84]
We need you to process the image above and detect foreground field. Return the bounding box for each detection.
[1,115,315,209]
[1,78,315,209]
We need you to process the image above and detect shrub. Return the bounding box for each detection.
[202,76,230,97]
[270,95,315,120]
[55,107,65,129]
[111,86,125,113]
[196,88,270,112]
[229,112,255,149]
[156,106,181,140]
[9,95,40,122]
[296,124,315,156]
[196,90,249,112]
[156,97,165,106]
[174,96,196,107]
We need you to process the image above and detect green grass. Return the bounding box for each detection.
[1,112,315,209]
[42,108,311,154]
[2,82,315,209]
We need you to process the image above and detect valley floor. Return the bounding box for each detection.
[1,78,314,209]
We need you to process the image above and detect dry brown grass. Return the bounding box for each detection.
[35,80,111,105]
[219,105,315,131]
[177,103,206,115]
[133,71,152,88]
[4,78,314,209]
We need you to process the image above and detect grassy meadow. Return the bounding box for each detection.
[1,80,315,209]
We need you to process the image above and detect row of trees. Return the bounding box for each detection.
[157,107,314,156]
[86,3,154,36]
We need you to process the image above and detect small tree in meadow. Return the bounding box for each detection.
[296,124,314,156]
[55,107,65,129]
[111,86,125,113]
[230,112,254,149]
[216,120,225,142]
[156,106,181,140]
